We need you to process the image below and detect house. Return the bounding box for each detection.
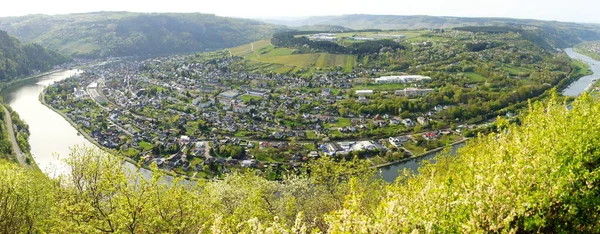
[218,90,240,99]
[417,117,429,125]
[246,89,268,97]
[423,131,439,140]
[73,88,87,99]
[402,119,415,127]
[395,88,435,97]
[389,136,410,147]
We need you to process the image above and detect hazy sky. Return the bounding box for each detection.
[1,0,598,23]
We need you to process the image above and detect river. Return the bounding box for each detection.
[562,48,600,96]
[379,48,600,182]
[2,48,597,183]
[0,70,158,181]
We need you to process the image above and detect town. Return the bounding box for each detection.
[44,54,471,178]
[43,28,572,178]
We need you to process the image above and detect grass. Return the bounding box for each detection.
[229,39,271,57]
[502,65,531,76]
[440,134,462,145]
[328,130,342,138]
[60,41,102,54]
[303,143,317,151]
[138,141,153,151]
[123,148,140,158]
[305,131,319,140]
[464,72,487,82]
[230,40,357,72]
[334,118,352,127]
[570,60,593,78]
[402,142,427,155]
[238,94,263,102]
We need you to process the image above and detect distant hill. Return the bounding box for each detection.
[259,14,600,48]
[293,24,351,32]
[0,12,282,58]
[0,30,69,82]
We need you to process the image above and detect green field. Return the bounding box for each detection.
[238,94,263,102]
[334,118,352,127]
[464,72,487,82]
[138,141,153,151]
[502,65,532,76]
[229,40,357,73]
[229,39,272,57]
[305,131,319,140]
[60,41,102,54]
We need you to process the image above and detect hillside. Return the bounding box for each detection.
[0,12,281,58]
[0,92,599,232]
[0,30,69,81]
[294,24,352,32]
[260,14,600,48]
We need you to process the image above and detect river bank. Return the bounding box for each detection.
[0,69,67,94]
[39,87,197,181]
[374,138,468,169]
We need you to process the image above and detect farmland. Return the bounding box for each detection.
[229,39,357,74]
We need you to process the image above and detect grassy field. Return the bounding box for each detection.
[464,72,487,82]
[440,134,463,145]
[571,60,593,78]
[229,39,357,74]
[332,118,352,128]
[229,39,272,57]
[60,41,102,54]
[502,65,532,76]
[138,141,153,151]
[402,142,427,154]
[238,94,263,102]
[305,131,319,140]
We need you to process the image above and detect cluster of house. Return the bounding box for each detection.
[45,54,471,174]
[320,140,387,156]
[374,75,431,84]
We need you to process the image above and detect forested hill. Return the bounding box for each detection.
[261,15,600,48]
[0,12,281,58]
[0,30,69,82]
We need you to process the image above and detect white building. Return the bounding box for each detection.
[246,89,268,97]
[309,33,338,42]
[356,90,374,96]
[417,117,429,125]
[74,88,87,99]
[395,88,435,97]
[375,75,431,84]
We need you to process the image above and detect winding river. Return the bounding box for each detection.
[1,70,157,181]
[378,48,600,182]
[1,47,597,182]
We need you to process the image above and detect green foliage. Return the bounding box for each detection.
[0,12,281,58]
[269,15,600,48]
[271,31,404,55]
[4,94,600,232]
[0,30,69,81]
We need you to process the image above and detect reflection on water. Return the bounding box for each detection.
[562,48,600,96]
[378,143,464,182]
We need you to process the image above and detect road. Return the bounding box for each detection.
[2,106,27,167]
[251,43,260,57]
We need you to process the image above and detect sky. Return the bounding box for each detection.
[1,0,598,24]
